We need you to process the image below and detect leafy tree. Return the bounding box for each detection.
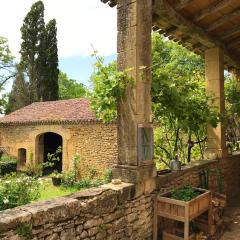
[152,34,219,164]
[0,37,14,90]
[20,1,59,103]
[20,0,45,103]
[42,19,59,101]
[89,55,133,123]
[89,34,220,165]
[225,75,240,150]
[5,65,30,114]
[58,72,87,100]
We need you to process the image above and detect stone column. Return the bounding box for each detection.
[205,48,227,158]
[114,0,156,188]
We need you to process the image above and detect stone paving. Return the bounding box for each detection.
[221,198,240,240]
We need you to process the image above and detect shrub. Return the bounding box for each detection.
[22,152,42,177]
[103,169,113,184]
[0,173,41,211]
[0,155,17,176]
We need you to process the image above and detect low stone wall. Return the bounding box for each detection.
[0,183,153,240]
[156,155,240,202]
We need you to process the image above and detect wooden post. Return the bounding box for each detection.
[184,203,190,240]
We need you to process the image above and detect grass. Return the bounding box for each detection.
[38,178,78,201]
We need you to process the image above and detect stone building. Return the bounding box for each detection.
[0,99,117,175]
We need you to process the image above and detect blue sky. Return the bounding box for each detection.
[59,54,116,87]
[0,0,117,92]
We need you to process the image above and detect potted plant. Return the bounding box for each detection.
[51,170,63,186]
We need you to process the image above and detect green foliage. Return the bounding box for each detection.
[0,37,14,90]
[19,0,59,105]
[6,64,30,114]
[171,186,200,201]
[152,34,220,164]
[0,173,41,211]
[16,223,32,240]
[23,151,42,177]
[103,168,113,184]
[42,146,62,169]
[42,19,59,101]
[0,158,17,176]
[59,72,87,100]
[225,75,240,151]
[61,154,81,187]
[90,54,133,123]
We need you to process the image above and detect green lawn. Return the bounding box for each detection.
[38,179,78,201]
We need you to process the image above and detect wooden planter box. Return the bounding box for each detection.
[156,188,212,240]
[163,229,195,240]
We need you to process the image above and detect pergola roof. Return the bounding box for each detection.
[101,0,240,71]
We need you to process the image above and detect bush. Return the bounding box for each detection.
[0,173,41,211]
[0,155,17,176]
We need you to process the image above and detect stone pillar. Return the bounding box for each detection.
[114,0,156,187]
[205,48,227,158]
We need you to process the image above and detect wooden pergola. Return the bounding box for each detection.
[102,0,240,72]
[101,0,240,190]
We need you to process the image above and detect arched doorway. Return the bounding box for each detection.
[36,132,63,175]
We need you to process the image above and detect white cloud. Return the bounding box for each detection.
[0,0,117,58]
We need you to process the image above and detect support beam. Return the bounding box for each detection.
[207,8,240,32]
[221,25,240,40]
[115,0,156,185]
[175,0,194,11]
[205,48,227,158]
[229,38,240,47]
[153,0,240,70]
[194,0,230,22]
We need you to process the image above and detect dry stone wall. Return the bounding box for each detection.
[0,183,153,240]
[0,123,118,176]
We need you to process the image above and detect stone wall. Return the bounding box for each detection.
[156,155,240,202]
[0,123,118,176]
[0,183,153,240]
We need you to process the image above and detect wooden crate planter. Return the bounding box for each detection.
[163,229,195,240]
[155,188,212,240]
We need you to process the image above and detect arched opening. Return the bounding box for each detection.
[36,132,63,175]
[18,148,26,167]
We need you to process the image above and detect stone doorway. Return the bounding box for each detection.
[36,132,63,175]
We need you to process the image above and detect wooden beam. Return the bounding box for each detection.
[194,0,229,22]
[207,8,240,32]
[175,0,194,11]
[229,38,240,47]
[153,0,240,69]
[221,25,240,40]
[165,26,178,35]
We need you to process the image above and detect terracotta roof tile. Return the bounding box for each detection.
[0,99,98,125]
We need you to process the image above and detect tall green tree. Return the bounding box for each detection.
[59,72,87,100]
[43,19,59,101]
[20,0,45,103]
[6,65,30,114]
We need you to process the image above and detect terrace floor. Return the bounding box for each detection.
[221,197,240,240]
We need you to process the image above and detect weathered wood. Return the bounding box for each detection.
[221,25,240,40]
[153,0,240,69]
[165,26,178,35]
[229,38,240,47]
[175,0,194,11]
[194,0,230,22]
[157,188,212,240]
[207,8,240,32]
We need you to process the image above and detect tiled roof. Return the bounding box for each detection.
[0,99,98,125]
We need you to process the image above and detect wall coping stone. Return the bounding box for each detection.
[0,183,135,234]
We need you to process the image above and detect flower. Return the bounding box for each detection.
[3,198,9,204]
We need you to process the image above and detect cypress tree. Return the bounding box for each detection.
[43,19,59,101]
[6,65,30,114]
[20,0,45,103]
